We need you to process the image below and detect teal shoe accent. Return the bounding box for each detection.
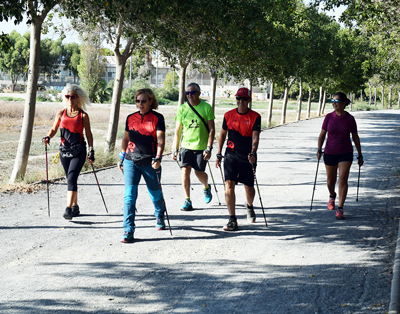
[180,198,193,211]
[204,185,212,204]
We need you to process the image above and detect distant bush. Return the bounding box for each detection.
[155,86,179,101]
[36,89,61,102]
[121,79,151,104]
[158,98,173,106]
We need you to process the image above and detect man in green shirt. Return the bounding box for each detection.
[172,83,216,211]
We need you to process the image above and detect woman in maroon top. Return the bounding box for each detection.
[317,92,363,219]
[43,84,94,220]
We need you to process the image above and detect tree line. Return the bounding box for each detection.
[1,0,399,183]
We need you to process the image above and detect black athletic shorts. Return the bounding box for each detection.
[179,148,207,172]
[224,153,255,187]
[324,152,353,166]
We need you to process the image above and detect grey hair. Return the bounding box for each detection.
[62,84,90,111]
[187,82,201,92]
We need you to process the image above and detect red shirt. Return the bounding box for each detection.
[59,109,85,147]
[223,108,261,161]
[125,110,165,161]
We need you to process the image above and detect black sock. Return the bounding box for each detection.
[247,203,253,209]
[229,215,237,220]
[338,207,343,209]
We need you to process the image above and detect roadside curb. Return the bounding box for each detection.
[389,218,400,313]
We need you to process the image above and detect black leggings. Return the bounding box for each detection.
[60,149,87,191]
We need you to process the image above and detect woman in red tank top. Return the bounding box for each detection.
[42,84,94,220]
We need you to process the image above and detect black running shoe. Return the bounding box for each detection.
[72,204,80,217]
[63,207,72,220]
[223,217,238,231]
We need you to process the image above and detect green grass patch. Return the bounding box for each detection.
[0,96,25,102]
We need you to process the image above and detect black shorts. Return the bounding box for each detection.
[324,152,353,166]
[179,148,207,172]
[224,154,255,187]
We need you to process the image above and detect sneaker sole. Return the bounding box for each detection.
[120,238,134,243]
[156,226,166,230]
[336,216,345,220]
[204,198,212,204]
[63,214,72,220]
[223,226,238,231]
[180,206,193,211]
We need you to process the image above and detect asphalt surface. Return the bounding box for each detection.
[1,110,400,313]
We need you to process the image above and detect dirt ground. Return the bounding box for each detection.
[1,110,399,313]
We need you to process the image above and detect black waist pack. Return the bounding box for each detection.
[59,144,84,158]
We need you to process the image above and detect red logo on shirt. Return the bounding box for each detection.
[127,141,136,153]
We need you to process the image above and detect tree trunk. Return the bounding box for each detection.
[9,18,44,183]
[249,82,253,109]
[104,33,135,154]
[368,82,372,106]
[306,83,313,119]
[178,65,187,106]
[210,71,217,111]
[11,74,18,92]
[398,91,400,109]
[349,92,353,111]
[267,81,274,128]
[317,86,323,117]
[296,78,302,121]
[105,57,127,153]
[389,85,394,109]
[374,86,377,106]
[381,85,384,108]
[321,89,327,114]
[280,78,294,125]
[360,88,363,102]
[280,86,289,125]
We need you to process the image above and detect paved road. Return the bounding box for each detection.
[1,110,400,313]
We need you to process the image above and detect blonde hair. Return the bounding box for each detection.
[135,88,159,110]
[62,84,90,110]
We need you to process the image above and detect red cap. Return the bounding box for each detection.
[235,87,251,98]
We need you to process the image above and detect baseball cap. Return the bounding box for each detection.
[235,87,251,98]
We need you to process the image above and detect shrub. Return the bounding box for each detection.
[121,79,151,104]
[155,86,179,101]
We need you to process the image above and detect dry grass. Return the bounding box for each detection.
[0,99,320,193]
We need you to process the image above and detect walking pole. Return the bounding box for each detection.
[90,163,108,213]
[155,168,173,236]
[207,161,221,205]
[356,165,361,202]
[45,145,50,217]
[216,154,225,191]
[251,164,268,227]
[310,157,321,211]
[219,166,225,191]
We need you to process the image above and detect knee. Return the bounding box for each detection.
[338,177,348,187]
[148,188,162,202]
[124,185,138,203]
[226,181,235,192]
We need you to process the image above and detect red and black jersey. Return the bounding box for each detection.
[125,110,165,161]
[59,109,85,147]
[223,108,261,160]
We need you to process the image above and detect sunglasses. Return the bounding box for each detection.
[65,95,77,100]
[185,91,198,95]
[236,96,249,101]
[135,99,148,104]
[331,99,340,103]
